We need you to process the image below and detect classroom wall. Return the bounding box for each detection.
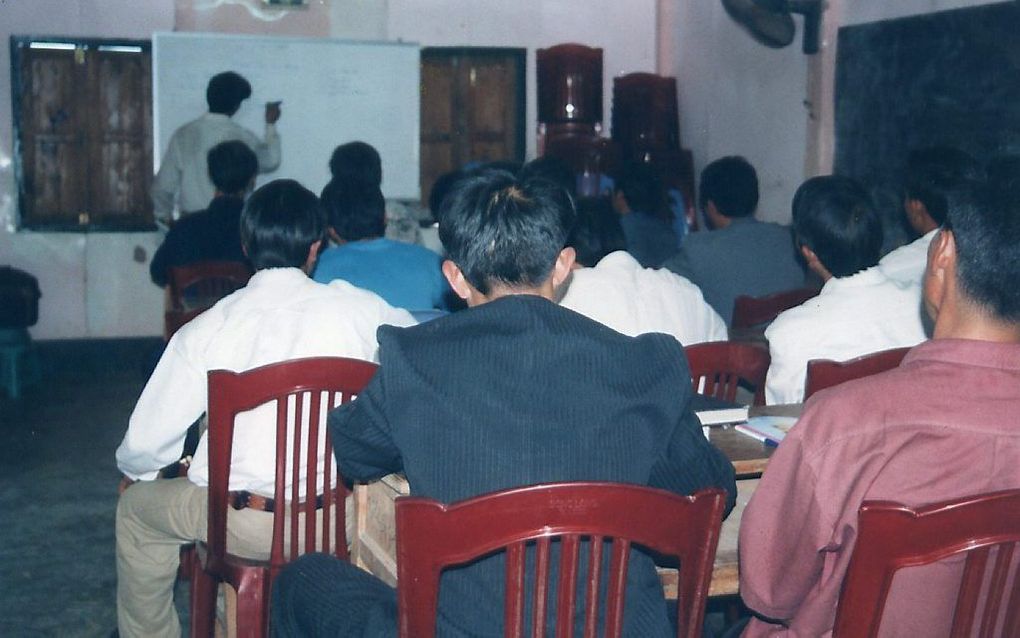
[664,0,1002,225]
[0,1,175,340]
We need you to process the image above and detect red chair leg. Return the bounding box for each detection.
[189,559,217,638]
[234,572,268,638]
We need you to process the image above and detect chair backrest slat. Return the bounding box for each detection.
[833,490,1020,638]
[505,542,527,638]
[583,534,604,638]
[205,356,377,577]
[952,547,989,638]
[556,535,581,638]
[604,538,630,638]
[395,482,726,638]
[980,544,1015,638]
[685,342,770,406]
[532,537,552,638]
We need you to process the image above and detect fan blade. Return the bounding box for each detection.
[722,0,796,49]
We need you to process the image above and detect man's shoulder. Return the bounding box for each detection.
[383,296,680,359]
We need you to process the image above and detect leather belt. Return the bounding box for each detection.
[229,490,326,513]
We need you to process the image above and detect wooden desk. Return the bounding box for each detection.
[351,404,800,598]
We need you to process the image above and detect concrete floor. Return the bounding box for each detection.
[0,339,169,637]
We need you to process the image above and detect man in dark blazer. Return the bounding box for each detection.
[271,170,737,637]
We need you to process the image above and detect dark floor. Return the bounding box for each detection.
[0,338,167,637]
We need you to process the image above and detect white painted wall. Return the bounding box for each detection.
[0,0,175,340]
[666,0,1004,225]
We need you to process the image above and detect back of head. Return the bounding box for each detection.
[947,175,1020,323]
[699,156,759,218]
[328,141,383,188]
[792,175,883,278]
[320,179,386,241]
[439,170,576,295]
[986,154,1020,192]
[904,147,982,226]
[207,141,258,195]
[428,169,466,219]
[615,162,671,221]
[568,198,626,267]
[241,179,325,271]
[520,156,577,200]
[206,71,252,116]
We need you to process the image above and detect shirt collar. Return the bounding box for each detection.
[904,338,1020,371]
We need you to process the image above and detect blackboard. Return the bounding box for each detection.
[833,1,1020,245]
[153,32,421,200]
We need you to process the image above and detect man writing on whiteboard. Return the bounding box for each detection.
[152,71,282,226]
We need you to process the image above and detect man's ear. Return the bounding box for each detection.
[304,239,323,273]
[923,228,955,322]
[442,260,472,301]
[800,244,833,281]
[550,247,576,288]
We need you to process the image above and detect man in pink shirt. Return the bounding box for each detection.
[738,172,1020,636]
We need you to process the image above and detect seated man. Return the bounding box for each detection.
[272,170,737,637]
[612,162,679,268]
[328,140,422,245]
[560,198,727,346]
[877,146,981,285]
[149,140,255,287]
[114,180,414,638]
[312,180,448,311]
[739,173,1020,636]
[764,176,927,404]
[663,156,806,325]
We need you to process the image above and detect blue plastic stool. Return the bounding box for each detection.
[0,328,38,399]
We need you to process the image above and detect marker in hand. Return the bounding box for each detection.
[265,101,282,124]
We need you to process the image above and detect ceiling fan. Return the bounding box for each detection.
[721,0,824,54]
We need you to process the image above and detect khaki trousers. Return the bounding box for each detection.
[115,478,275,638]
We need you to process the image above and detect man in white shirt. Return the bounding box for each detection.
[765,176,927,404]
[878,147,982,285]
[152,71,282,224]
[560,199,727,345]
[114,180,414,638]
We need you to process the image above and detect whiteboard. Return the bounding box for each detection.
[153,32,421,200]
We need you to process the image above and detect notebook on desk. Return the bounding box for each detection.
[734,416,798,447]
[692,394,750,426]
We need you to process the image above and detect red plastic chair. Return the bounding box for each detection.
[833,489,1020,637]
[731,286,819,331]
[803,346,910,401]
[395,482,726,638]
[189,356,378,638]
[685,341,771,405]
[164,260,252,340]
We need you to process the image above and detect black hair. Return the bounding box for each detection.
[904,147,982,226]
[614,162,672,222]
[241,179,325,271]
[328,141,382,188]
[207,141,258,195]
[699,156,759,218]
[986,154,1020,192]
[567,197,627,267]
[520,156,577,200]
[947,175,1020,322]
[792,176,883,278]
[206,72,252,116]
[428,170,466,218]
[320,179,386,241]
[438,170,576,295]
